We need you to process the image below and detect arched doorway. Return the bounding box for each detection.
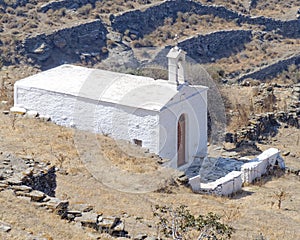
[177,114,186,167]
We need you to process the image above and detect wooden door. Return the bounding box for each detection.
[177,114,186,167]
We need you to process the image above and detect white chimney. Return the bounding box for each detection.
[166,46,187,86]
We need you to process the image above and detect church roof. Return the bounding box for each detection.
[15,64,182,111]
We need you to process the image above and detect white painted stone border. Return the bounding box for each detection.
[189,148,285,196]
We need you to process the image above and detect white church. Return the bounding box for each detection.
[14,47,208,169]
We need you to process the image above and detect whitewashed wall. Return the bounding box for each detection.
[241,148,284,183]
[189,148,285,196]
[159,85,207,169]
[15,87,160,153]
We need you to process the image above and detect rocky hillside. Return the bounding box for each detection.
[0,0,299,77]
[0,1,300,239]
[0,0,298,127]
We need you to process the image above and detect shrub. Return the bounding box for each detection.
[77,4,93,16]
[153,205,234,240]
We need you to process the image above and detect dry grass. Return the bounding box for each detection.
[195,0,248,13]
[250,0,300,20]
[0,97,299,239]
[196,0,300,20]
[0,190,98,240]
[220,83,295,132]
[131,13,245,47]
[209,36,300,81]
[97,135,160,173]
[0,1,300,238]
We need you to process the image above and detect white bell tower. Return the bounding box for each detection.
[166,46,187,86]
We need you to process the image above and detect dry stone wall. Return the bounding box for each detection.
[178,30,252,64]
[225,110,299,145]
[238,54,300,82]
[0,0,28,8]
[291,83,300,105]
[0,151,128,238]
[111,0,300,38]
[20,20,108,70]
[0,152,56,196]
[152,30,252,65]
[39,0,100,13]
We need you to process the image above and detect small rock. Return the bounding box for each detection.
[134,233,148,240]
[34,42,47,54]
[66,214,75,221]
[10,185,32,193]
[25,110,38,118]
[38,115,51,122]
[113,221,125,232]
[27,190,46,202]
[0,182,8,188]
[2,110,9,115]
[282,151,290,156]
[67,210,82,217]
[20,155,34,161]
[0,222,11,232]
[44,197,69,212]
[176,175,188,185]
[71,203,93,212]
[145,237,158,240]
[10,106,26,114]
[75,212,98,229]
[7,177,23,186]
[98,216,119,229]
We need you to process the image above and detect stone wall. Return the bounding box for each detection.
[21,165,56,197]
[153,30,252,65]
[291,83,300,104]
[179,30,252,64]
[225,110,299,145]
[111,0,300,38]
[0,0,28,8]
[0,152,127,237]
[39,0,101,13]
[20,19,108,70]
[238,54,300,82]
[0,152,56,196]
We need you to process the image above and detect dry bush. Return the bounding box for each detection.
[250,0,299,19]
[77,4,93,16]
[273,189,289,209]
[273,64,300,84]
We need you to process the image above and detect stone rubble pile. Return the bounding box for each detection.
[0,152,56,195]
[0,152,128,238]
[226,110,299,144]
[225,83,300,145]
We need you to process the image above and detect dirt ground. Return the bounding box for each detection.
[0,105,299,239]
